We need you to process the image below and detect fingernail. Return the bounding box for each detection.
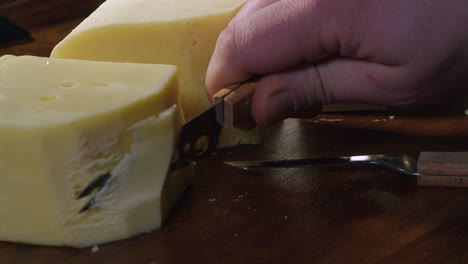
[265,91,292,125]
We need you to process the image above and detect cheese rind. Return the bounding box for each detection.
[51,0,261,147]
[0,55,193,247]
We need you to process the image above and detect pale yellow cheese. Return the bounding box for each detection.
[0,55,193,247]
[51,0,261,148]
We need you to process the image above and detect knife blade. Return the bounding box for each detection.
[170,78,258,171]
[0,15,32,46]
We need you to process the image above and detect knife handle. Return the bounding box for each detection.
[213,79,258,128]
[417,151,468,187]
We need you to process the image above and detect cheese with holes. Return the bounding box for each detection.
[51,0,261,147]
[0,55,193,247]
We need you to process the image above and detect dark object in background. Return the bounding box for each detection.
[0,15,32,46]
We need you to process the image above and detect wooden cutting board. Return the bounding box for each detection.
[1,1,468,263]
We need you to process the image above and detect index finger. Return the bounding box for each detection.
[205,0,342,98]
[230,0,282,24]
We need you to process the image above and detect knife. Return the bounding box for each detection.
[0,15,32,46]
[224,152,468,188]
[171,76,388,170]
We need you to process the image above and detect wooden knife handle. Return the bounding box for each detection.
[212,77,393,128]
[213,80,257,128]
[417,151,468,187]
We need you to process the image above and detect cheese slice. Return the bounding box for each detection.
[0,55,193,247]
[50,0,261,148]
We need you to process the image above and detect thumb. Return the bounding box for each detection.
[251,58,404,126]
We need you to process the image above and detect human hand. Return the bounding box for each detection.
[206,0,468,126]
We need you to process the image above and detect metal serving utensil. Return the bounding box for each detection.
[225,152,468,188]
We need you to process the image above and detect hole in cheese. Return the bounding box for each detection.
[194,135,209,156]
[59,81,78,89]
[40,95,60,102]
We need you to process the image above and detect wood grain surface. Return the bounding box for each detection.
[1,1,468,263]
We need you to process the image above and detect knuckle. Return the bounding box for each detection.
[305,65,335,105]
[279,65,335,113]
[217,22,243,59]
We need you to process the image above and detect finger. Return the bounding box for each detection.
[231,0,283,23]
[207,0,283,104]
[251,58,404,126]
[206,0,353,98]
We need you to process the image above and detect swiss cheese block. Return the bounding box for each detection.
[0,55,193,247]
[51,0,261,148]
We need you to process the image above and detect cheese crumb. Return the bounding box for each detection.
[91,245,99,253]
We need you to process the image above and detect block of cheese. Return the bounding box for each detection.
[51,0,261,148]
[0,55,193,247]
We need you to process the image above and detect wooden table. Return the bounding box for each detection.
[1,1,468,263]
